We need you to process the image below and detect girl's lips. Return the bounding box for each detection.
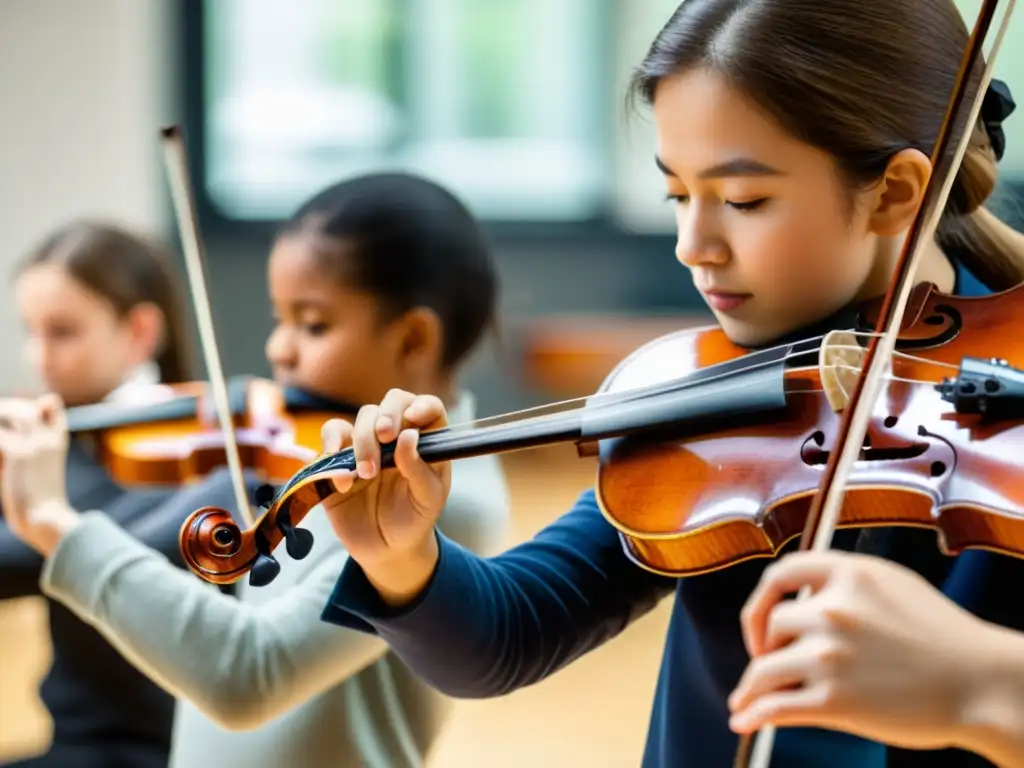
[704,291,751,312]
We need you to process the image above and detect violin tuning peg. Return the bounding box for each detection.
[277,516,315,560]
[253,484,277,509]
[249,553,281,588]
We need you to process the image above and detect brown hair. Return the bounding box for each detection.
[630,0,1024,290]
[16,220,194,382]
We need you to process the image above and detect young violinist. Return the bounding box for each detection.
[2,220,193,768]
[0,172,510,768]
[311,2,1024,767]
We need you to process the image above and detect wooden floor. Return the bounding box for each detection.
[0,446,671,766]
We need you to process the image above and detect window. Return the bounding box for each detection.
[202,0,608,222]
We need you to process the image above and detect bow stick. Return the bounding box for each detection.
[158,126,255,529]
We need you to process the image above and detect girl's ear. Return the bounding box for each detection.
[126,302,166,364]
[866,148,933,236]
[394,306,444,375]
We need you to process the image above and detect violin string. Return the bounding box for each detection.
[442,335,959,433]
[442,334,835,432]
[746,1,1015,765]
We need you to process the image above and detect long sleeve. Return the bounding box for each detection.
[321,488,677,698]
[0,436,197,599]
[41,510,388,732]
[0,520,45,598]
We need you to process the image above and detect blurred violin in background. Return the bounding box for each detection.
[50,376,355,487]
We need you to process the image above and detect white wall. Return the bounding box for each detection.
[0,0,173,391]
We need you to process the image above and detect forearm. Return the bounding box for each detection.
[323,490,675,698]
[42,513,388,730]
[957,623,1024,767]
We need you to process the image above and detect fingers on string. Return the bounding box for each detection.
[375,389,417,443]
[392,427,442,506]
[404,394,447,431]
[741,551,846,657]
[374,391,446,445]
[321,418,356,494]
[352,405,381,480]
[321,418,353,453]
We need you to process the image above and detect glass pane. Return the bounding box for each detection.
[202,0,606,221]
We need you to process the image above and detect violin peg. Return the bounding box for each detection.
[277,516,315,560]
[248,553,281,587]
[253,483,277,509]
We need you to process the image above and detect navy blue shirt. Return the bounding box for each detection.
[322,262,1021,767]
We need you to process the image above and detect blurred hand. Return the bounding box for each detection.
[0,394,79,556]
[729,550,1001,752]
[319,388,451,605]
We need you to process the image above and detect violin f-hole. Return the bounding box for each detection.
[800,430,930,466]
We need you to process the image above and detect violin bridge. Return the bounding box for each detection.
[819,330,866,413]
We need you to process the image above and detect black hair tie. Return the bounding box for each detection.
[982,78,1015,162]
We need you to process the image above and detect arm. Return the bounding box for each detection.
[321,488,676,698]
[41,509,388,731]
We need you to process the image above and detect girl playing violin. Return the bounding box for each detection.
[0,172,510,768]
[2,220,193,768]
[312,1,1023,766]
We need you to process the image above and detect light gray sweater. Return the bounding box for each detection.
[41,392,510,768]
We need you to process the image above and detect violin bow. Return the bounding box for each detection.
[735,0,1017,765]
[158,126,255,529]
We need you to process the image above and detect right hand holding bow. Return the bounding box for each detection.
[319,389,451,606]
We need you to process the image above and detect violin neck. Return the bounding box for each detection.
[66,395,201,433]
[65,376,264,433]
[386,358,791,468]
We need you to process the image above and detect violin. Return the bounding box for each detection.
[58,377,357,488]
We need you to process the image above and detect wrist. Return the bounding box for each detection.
[364,532,440,608]
[954,622,1024,766]
[34,500,82,557]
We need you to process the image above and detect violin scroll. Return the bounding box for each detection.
[179,506,262,586]
[180,475,331,586]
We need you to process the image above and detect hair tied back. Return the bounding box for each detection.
[983,78,1016,161]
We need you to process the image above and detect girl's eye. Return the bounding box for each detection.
[304,322,328,336]
[728,198,769,211]
[664,193,689,204]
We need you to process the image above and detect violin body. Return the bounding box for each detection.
[89,378,329,486]
[53,376,355,491]
[596,281,1024,576]
[178,281,1024,587]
